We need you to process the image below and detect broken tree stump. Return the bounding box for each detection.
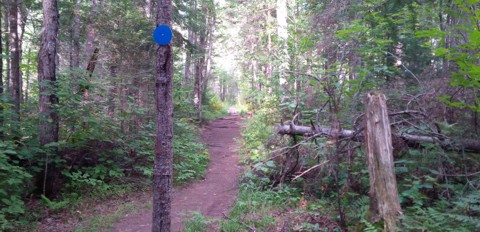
[365,93,402,232]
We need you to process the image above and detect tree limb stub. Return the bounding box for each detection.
[275,124,480,152]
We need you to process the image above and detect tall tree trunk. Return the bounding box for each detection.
[193,2,209,122]
[183,0,196,88]
[152,0,173,231]
[183,39,192,86]
[71,0,81,69]
[194,58,203,122]
[0,10,3,140]
[276,0,288,83]
[85,0,99,68]
[17,1,25,104]
[264,7,273,90]
[107,54,118,117]
[9,0,20,125]
[24,48,30,103]
[38,0,59,197]
[365,93,402,232]
[202,6,215,94]
[5,0,10,94]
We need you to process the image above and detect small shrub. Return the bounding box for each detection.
[184,211,210,232]
[0,142,31,230]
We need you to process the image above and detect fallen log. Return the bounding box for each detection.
[275,124,480,152]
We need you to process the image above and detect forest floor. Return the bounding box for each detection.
[110,113,243,232]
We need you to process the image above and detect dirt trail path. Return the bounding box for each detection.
[111,114,243,232]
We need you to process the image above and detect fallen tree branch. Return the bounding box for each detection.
[292,160,329,181]
[276,124,480,152]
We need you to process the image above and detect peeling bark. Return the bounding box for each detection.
[365,93,402,232]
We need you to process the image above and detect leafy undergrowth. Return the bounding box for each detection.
[19,120,209,231]
[32,188,151,232]
[185,175,344,232]
[220,108,480,232]
[24,98,229,231]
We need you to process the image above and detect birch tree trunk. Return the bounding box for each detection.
[38,0,59,197]
[365,93,402,232]
[152,0,174,231]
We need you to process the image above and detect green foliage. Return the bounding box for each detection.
[40,195,73,213]
[202,91,228,121]
[183,212,210,232]
[173,120,210,185]
[401,190,480,231]
[239,110,276,163]
[431,0,480,112]
[220,181,288,231]
[0,142,31,230]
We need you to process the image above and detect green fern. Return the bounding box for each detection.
[401,190,480,231]
[346,195,369,221]
[361,219,380,232]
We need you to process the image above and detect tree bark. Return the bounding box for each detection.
[202,5,215,95]
[5,0,10,94]
[9,0,21,124]
[0,10,3,140]
[17,1,25,104]
[194,58,203,122]
[183,0,196,87]
[193,1,209,123]
[152,0,173,231]
[84,0,99,68]
[365,93,402,232]
[38,0,59,197]
[276,0,288,81]
[71,0,81,69]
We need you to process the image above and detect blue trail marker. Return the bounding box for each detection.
[153,25,173,45]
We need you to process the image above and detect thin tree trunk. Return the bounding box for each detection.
[365,93,402,232]
[0,10,3,140]
[276,0,288,81]
[17,1,25,104]
[85,0,98,68]
[202,8,215,93]
[9,0,21,124]
[183,0,196,88]
[183,42,192,86]
[194,59,203,121]
[152,0,174,231]
[24,48,30,103]
[265,7,272,90]
[194,2,208,123]
[71,0,81,69]
[107,56,118,117]
[38,0,59,197]
[5,0,10,94]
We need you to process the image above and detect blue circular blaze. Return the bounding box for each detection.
[153,25,173,45]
